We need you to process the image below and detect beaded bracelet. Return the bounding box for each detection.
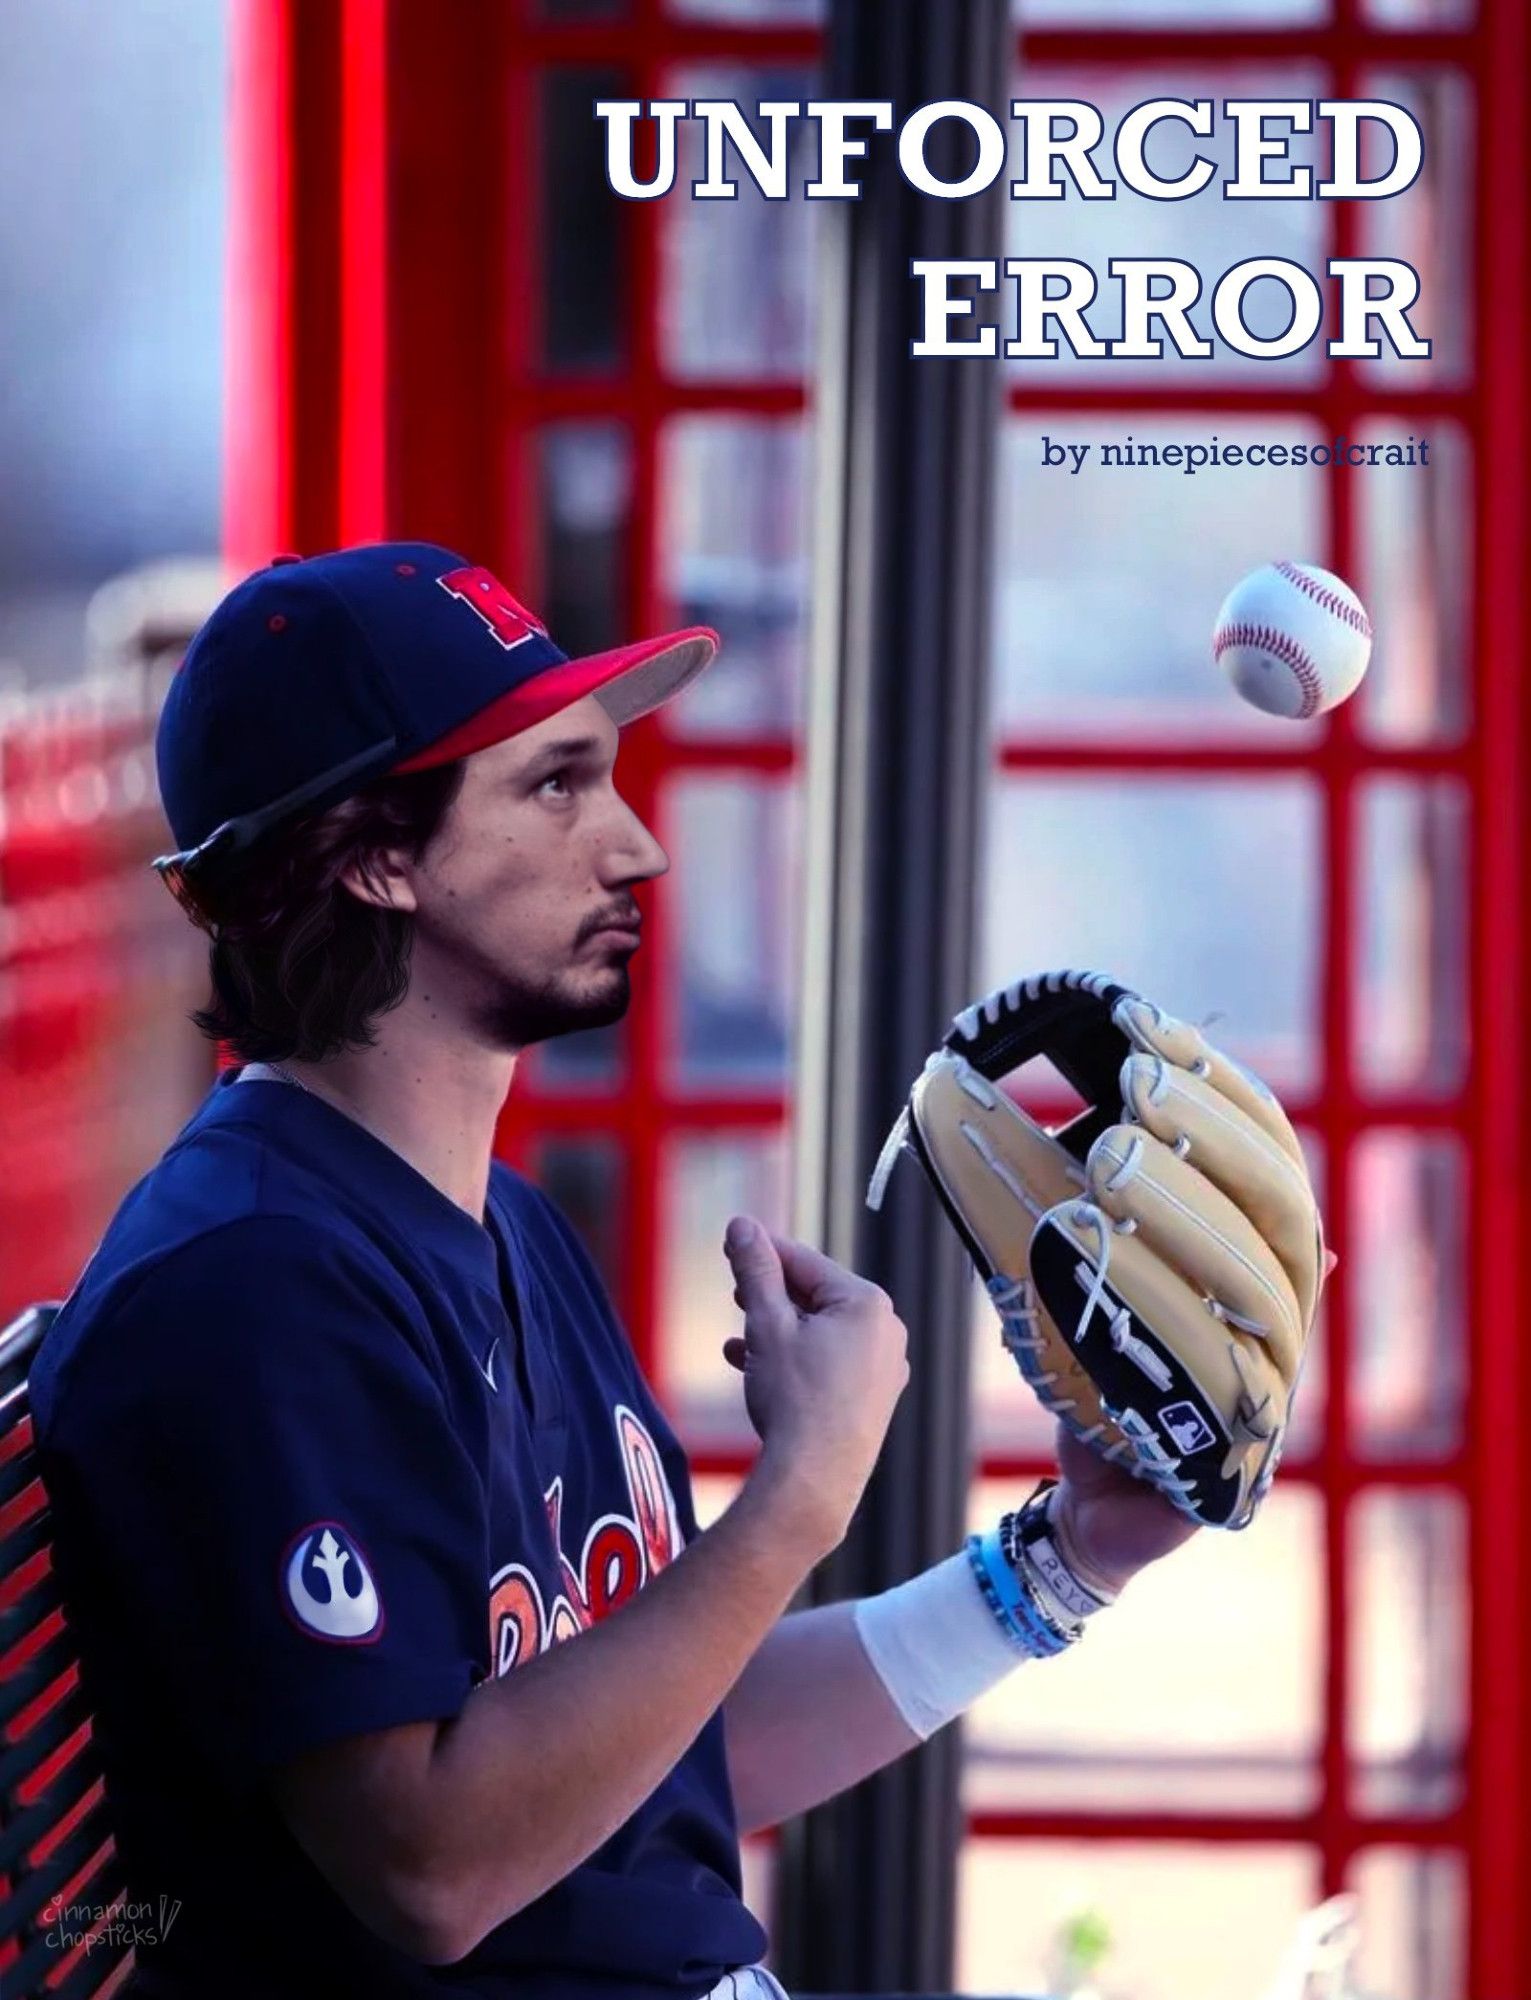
[967,1480,1120,1659]
[965,1527,1076,1659]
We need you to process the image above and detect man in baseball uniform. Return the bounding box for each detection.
[31,543,1198,1998]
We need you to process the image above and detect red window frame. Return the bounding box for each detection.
[228,2,1530,1991]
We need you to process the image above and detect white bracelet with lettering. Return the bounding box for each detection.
[1005,1482,1119,1629]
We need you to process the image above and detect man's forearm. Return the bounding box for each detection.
[722,1601,920,1834]
[429,1474,825,1943]
[282,1469,828,1963]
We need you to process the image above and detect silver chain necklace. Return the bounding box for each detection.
[261,1060,312,1097]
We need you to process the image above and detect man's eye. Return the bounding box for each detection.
[538,768,573,798]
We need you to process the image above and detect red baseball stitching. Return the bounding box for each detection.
[1275,560,1373,640]
[1213,622,1323,720]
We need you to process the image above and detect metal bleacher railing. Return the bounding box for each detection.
[0,1302,132,1998]
[0,556,230,1337]
[0,570,218,1993]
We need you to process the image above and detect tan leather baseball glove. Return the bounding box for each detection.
[868,970,1325,1529]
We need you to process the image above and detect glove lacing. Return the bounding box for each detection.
[989,1243,1201,1513]
[1066,1203,1172,1393]
[950,967,1119,1046]
[866,1106,912,1213]
[1068,1202,1284,1484]
[990,1273,1136,1466]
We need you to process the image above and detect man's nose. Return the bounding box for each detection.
[603,795,669,883]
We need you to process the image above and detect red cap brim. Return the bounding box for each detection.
[394,627,718,773]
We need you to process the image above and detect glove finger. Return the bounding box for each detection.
[909,1055,1128,1449]
[1121,1051,1321,1333]
[1039,1207,1290,1433]
[1036,1201,1289,1524]
[1114,995,1307,1174]
[1085,1124,1304,1386]
[908,1052,1085,1276]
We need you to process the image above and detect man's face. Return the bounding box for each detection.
[391,695,668,1050]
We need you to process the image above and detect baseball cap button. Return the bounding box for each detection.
[270,552,303,566]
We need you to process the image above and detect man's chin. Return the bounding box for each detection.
[482,966,632,1049]
[563,966,632,1035]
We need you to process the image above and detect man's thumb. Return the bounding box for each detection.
[723,1215,787,1318]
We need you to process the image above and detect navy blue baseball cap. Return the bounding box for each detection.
[153,541,717,896]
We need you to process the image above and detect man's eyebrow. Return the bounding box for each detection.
[520,733,609,770]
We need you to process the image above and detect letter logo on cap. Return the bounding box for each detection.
[437,566,549,651]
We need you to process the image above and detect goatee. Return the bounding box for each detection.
[476,966,631,1050]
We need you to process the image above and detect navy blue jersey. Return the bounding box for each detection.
[30,1069,766,1997]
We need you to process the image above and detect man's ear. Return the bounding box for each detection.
[339,849,419,915]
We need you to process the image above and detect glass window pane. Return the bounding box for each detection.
[523,424,635,1097]
[668,0,820,16]
[994,418,1326,740]
[1366,0,1473,17]
[538,69,629,371]
[1005,69,1329,383]
[1351,1131,1465,1461]
[964,1479,1323,1814]
[1354,777,1469,1098]
[1358,70,1473,386]
[985,777,1322,1094]
[1349,1490,1467,1816]
[533,1019,625,1089]
[539,422,632,657]
[1287,1131,1328,1461]
[690,1469,745,1532]
[660,417,809,737]
[668,776,800,1087]
[659,1132,788,1434]
[739,1835,778,1958]
[1351,1847,1466,2000]
[1022,0,1324,16]
[530,1137,628,1308]
[958,1837,1317,2000]
[661,68,819,377]
[1356,420,1471,745]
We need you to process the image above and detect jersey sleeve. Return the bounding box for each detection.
[41,1215,490,1784]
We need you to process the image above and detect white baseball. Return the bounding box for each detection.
[1212,561,1373,720]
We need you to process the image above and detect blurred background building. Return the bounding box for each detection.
[0,2,1524,1997]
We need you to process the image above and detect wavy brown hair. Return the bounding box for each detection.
[180,761,467,1064]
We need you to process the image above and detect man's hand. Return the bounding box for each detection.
[722,1217,909,1561]
[1050,1421,1199,1599]
[1052,1247,1338,1598]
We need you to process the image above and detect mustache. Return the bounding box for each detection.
[576,900,643,944]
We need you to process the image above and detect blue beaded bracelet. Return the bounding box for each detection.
[971,1528,1071,1656]
[965,1530,1074,1659]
